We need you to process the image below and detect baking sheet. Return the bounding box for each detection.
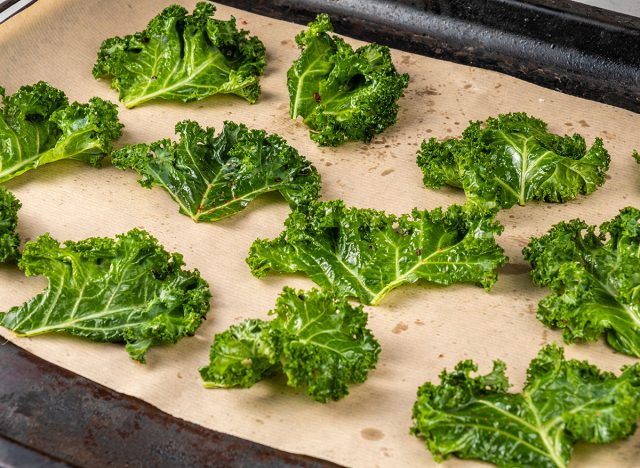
[1,1,639,466]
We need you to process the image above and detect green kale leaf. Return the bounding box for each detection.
[112,120,321,222]
[287,14,409,146]
[412,344,640,468]
[417,113,610,211]
[0,188,21,263]
[201,318,281,389]
[247,201,507,305]
[524,207,640,357]
[93,3,266,108]
[199,287,380,402]
[0,229,211,362]
[0,82,122,183]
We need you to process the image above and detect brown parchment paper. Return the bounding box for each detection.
[1,1,639,466]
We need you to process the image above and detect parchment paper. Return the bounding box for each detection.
[1,1,639,466]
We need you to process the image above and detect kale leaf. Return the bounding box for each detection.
[93,3,266,108]
[0,188,21,263]
[0,82,122,183]
[0,229,211,362]
[247,201,507,305]
[112,120,321,222]
[417,113,610,211]
[287,14,409,146]
[412,344,640,468]
[201,318,281,389]
[199,287,380,402]
[524,207,640,357]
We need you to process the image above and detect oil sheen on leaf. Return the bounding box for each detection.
[93,3,266,108]
[524,207,640,357]
[247,201,507,305]
[112,120,321,222]
[417,112,610,211]
[412,344,640,467]
[0,229,211,362]
[287,14,409,146]
[0,82,122,183]
[199,287,380,402]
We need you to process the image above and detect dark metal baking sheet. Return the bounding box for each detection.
[218,0,640,113]
[1,0,639,466]
[0,0,37,23]
[0,339,338,468]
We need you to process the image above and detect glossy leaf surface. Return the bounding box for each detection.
[0,82,122,183]
[412,345,640,467]
[93,3,266,108]
[248,201,507,305]
[112,120,320,222]
[418,113,610,211]
[287,14,409,146]
[200,287,380,402]
[0,229,211,362]
[524,207,640,357]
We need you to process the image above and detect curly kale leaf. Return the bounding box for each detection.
[524,207,640,357]
[0,229,211,362]
[0,188,21,263]
[200,319,281,389]
[247,201,507,305]
[200,287,380,402]
[417,113,610,211]
[112,120,320,222]
[0,82,122,183]
[412,344,640,468]
[287,14,409,146]
[93,3,266,108]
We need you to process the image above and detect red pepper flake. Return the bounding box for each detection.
[197,205,203,212]
[313,92,322,102]
[416,248,422,256]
